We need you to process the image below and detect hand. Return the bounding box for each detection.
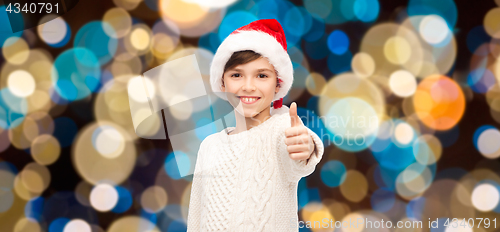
[285,102,315,161]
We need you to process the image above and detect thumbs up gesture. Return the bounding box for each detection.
[285,102,315,161]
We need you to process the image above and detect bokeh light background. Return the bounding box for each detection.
[1,0,500,231]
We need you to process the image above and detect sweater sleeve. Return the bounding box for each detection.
[278,112,325,183]
[186,138,207,231]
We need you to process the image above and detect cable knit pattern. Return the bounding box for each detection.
[187,105,324,231]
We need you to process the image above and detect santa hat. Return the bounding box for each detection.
[210,19,294,109]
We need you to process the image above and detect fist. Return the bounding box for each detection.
[285,102,315,161]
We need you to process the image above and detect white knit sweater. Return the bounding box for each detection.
[186,105,324,231]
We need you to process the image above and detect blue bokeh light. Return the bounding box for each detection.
[164,151,191,179]
[250,0,279,19]
[406,197,426,220]
[303,17,325,42]
[327,30,349,55]
[112,186,133,213]
[218,11,258,42]
[195,118,217,141]
[74,21,118,65]
[283,6,307,37]
[371,188,395,212]
[467,68,496,94]
[198,32,220,54]
[305,33,329,60]
[52,48,101,101]
[42,191,98,226]
[340,0,356,21]
[327,50,352,74]
[466,26,491,55]
[25,197,44,221]
[374,163,403,190]
[49,217,70,232]
[167,219,187,232]
[0,89,28,129]
[320,160,347,187]
[354,0,380,22]
[407,0,457,29]
[373,141,416,171]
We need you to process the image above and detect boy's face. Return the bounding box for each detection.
[221,57,280,119]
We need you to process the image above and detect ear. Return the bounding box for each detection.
[275,77,280,94]
[221,76,225,91]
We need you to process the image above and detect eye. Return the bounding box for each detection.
[258,74,268,78]
[231,73,241,77]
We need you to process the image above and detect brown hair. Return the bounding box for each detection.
[222,50,281,88]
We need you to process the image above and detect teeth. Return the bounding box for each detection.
[241,97,258,103]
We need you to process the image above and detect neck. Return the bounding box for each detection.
[231,105,272,134]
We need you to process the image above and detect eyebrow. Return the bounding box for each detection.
[257,68,274,72]
[229,68,274,73]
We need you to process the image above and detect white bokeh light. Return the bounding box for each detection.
[130,27,150,51]
[477,128,500,159]
[63,219,91,232]
[38,16,67,45]
[7,70,36,97]
[471,183,500,212]
[94,126,125,159]
[181,0,238,8]
[394,122,414,145]
[127,75,156,103]
[389,70,417,97]
[90,184,119,212]
[444,219,474,232]
[419,15,450,45]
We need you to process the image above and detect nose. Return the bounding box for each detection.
[242,76,256,92]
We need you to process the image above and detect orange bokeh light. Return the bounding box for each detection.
[413,75,465,130]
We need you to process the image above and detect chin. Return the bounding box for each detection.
[233,108,260,118]
[242,111,259,118]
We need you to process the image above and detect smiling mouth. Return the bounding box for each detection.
[237,96,261,104]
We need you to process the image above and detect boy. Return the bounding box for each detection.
[187,19,324,231]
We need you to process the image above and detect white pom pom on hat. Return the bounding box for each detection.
[210,19,294,109]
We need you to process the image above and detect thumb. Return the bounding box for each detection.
[289,102,300,127]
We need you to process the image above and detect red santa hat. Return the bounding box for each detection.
[210,19,294,109]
